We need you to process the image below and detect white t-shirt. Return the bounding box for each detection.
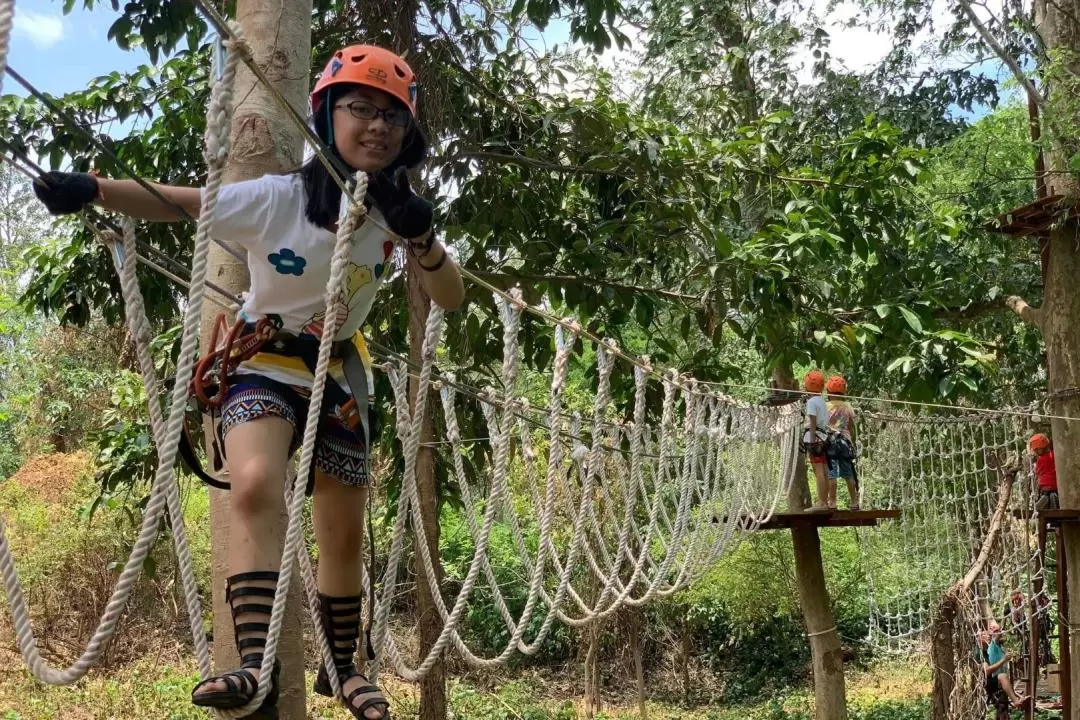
[206,173,394,341]
[204,174,394,391]
[805,395,828,430]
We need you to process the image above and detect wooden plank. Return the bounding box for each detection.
[1012,508,1080,525]
[720,509,901,531]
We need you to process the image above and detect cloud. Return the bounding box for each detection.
[14,11,65,49]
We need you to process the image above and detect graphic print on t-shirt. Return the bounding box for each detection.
[268,248,307,276]
[301,262,375,338]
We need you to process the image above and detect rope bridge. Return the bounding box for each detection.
[0,10,802,707]
[0,3,1064,713]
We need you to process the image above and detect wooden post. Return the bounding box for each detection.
[630,609,647,720]
[204,1,312,717]
[407,262,447,720]
[1060,526,1072,717]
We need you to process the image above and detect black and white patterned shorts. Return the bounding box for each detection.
[219,374,369,489]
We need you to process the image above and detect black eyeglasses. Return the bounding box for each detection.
[334,100,411,128]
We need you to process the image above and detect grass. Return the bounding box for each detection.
[0,656,933,720]
[0,453,937,719]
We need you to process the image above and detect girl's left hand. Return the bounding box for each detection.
[367,167,433,240]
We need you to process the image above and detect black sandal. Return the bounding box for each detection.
[192,571,282,717]
[313,593,390,719]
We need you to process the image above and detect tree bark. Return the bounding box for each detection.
[775,364,848,719]
[631,609,647,720]
[407,259,447,720]
[204,2,311,718]
[1031,0,1080,710]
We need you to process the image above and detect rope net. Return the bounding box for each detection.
[370,292,801,680]
[856,406,1050,654]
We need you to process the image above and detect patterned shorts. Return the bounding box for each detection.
[219,374,369,489]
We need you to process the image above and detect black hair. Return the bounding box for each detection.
[296,84,429,229]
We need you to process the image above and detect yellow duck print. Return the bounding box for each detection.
[302,263,374,338]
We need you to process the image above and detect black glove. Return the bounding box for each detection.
[366,167,433,241]
[32,171,99,215]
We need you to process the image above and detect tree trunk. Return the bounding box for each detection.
[584,620,602,718]
[775,364,847,719]
[631,609,647,719]
[680,613,692,703]
[930,597,958,720]
[407,259,447,720]
[790,525,848,719]
[1031,0,1080,709]
[204,2,312,718]
[1043,224,1080,719]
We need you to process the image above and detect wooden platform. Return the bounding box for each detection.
[989,194,1080,237]
[1011,509,1080,526]
[718,509,900,531]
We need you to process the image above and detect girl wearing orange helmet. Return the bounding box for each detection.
[32,44,462,720]
[802,370,831,512]
[825,375,859,511]
[1029,433,1058,510]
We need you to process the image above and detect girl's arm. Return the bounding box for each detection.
[96,178,202,222]
[411,235,465,311]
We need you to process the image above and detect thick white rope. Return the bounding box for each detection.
[249,171,370,712]
[0,0,12,95]
[0,24,244,686]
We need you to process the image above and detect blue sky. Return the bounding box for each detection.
[7,0,152,97]
[5,0,1003,127]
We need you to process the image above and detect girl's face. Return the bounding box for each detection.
[332,86,409,172]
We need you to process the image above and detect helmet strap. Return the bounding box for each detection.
[325,96,335,147]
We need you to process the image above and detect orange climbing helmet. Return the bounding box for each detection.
[803,370,825,393]
[826,374,848,395]
[1029,433,1051,452]
[311,45,419,118]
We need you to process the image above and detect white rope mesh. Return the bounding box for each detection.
[365,289,801,681]
[858,406,1048,655]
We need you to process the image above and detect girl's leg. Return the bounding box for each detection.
[312,471,387,720]
[845,478,860,509]
[812,460,829,507]
[192,416,292,700]
[313,470,366,593]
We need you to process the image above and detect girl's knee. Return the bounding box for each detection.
[228,456,284,517]
[320,524,363,559]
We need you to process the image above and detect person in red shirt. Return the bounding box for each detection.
[1030,433,1059,510]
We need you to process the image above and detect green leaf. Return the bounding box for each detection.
[899,306,923,333]
[874,304,891,319]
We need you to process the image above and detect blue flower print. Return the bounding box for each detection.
[268,248,306,276]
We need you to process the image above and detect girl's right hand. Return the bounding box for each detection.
[32,171,100,215]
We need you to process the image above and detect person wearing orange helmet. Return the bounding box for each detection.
[1029,432,1058,511]
[825,374,859,511]
[802,370,831,512]
[31,44,463,720]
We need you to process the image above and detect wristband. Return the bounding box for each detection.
[417,246,448,272]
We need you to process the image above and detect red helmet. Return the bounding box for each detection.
[1029,433,1050,452]
[826,375,847,395]
[311,45,418,118]
[803,370,825,393]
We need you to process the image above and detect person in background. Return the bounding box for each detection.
[1030,433,1058,510]
[802,370,830,513]
[825,374,859,511]
[978,624,1029,716]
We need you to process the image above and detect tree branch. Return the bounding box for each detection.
[441,149,629,177]
[1005,294,1044,330]
[470,268,702,303]
[956,0,1046,108]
